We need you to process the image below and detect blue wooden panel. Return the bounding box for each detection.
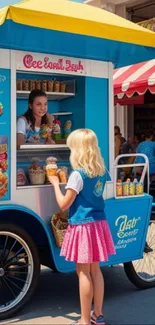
[85,77,109,168]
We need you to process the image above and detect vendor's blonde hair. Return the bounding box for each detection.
[67,129,105,178]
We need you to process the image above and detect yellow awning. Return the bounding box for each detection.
[0,0,155,47]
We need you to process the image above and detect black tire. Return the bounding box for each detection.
[0,223,40,320]
[124,220,155,289]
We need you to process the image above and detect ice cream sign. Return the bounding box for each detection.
[23,55,84,73]
[16,51,86,75]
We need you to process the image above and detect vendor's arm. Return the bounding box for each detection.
[47,113,54,127]
[16,117,27,148]
[46,113,55,144]
[48,171,83,211]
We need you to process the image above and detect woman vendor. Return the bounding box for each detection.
[17,89,55,148]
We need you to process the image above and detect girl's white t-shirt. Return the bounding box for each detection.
[17,117,40,134]
[17,117,27,135]
[65,171,83,194]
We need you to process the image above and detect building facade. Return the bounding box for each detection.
[84,0,155,138]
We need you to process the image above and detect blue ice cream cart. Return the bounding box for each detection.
[0,0,155,320]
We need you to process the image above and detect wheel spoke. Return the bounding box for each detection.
[144,254,151,271]
[6,275,28,284]
[149,257,155,276]
[0,278,7,306]
[3,276,23,292]
[4,248,25,268]
[132,221,155,282]
[3,239,17,263]
[0,230,35,315]
[134,260,140,269]
[6,263,31,270]
[149,234,155,244]
[1,277,16,299]
[6,254,29,268]
[0,236,8,262]
[6,270,28,275]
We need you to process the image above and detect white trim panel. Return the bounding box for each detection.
[14,50,108,78]
[90,60,108,78]
[108,62,114,180]
[0,49,10,69]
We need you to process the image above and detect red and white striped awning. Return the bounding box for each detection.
[113,59,155,99]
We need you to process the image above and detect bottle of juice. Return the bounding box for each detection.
[129,181,135,196]
[136,182,144,195]
[133,178,138,185]
[133,178,138,195]
[116,179,123,197]
[123,178,130,196]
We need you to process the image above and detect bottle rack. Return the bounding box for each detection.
[113,153,149,199]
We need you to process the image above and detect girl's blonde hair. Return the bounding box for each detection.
[67,129,105,178]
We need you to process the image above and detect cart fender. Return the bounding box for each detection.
[0,204,56,270]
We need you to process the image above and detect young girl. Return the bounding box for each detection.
[17,89,54,148]
[49,129,115,325]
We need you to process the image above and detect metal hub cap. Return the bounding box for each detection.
[0,268,4,277]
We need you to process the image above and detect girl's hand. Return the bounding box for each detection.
[45,131,55,144]
[48,175,59,187]
[45,137,55,144]
[47,113,54,128]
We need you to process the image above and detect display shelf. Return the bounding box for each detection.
[115,194,144,199]
[52,112,73,116]
[17,146,70,163]
[17,90,75,101]
[17,183,66,189]
[20,144,68,150]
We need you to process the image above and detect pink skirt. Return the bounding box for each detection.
[60,220,116,264]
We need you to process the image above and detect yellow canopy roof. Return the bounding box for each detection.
[0,0,155,47]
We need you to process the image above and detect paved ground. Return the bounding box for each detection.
[1,265,155,325]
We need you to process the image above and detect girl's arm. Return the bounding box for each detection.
[46,113,55,144]
[47,113,54,128]
[17,133,25,148]
[49,176,77,211]
[17,117,26,148]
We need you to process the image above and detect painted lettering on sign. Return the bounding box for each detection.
[23,55,84,73]
[115,215,141,239]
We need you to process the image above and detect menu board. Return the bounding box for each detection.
[0,69,10,200]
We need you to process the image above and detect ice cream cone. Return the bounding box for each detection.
[46,164,57,176]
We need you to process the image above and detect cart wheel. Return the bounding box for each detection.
[0,223,40,320]
[124,220,155,289]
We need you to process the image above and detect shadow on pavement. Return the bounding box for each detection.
[3,265,155,325]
